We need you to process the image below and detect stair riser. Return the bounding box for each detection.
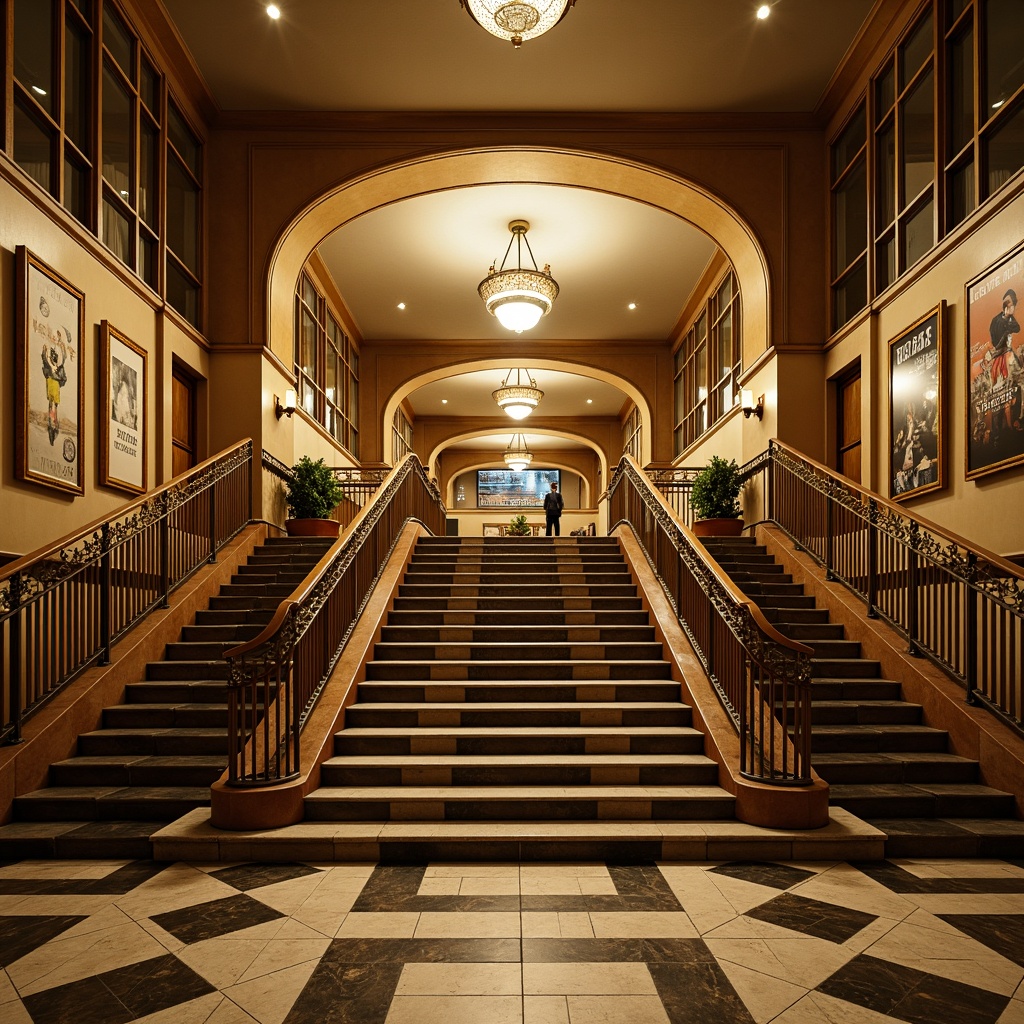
[356,683,681,703]
[333,735,704,756]
[344,708,693,729]
[103,708,233,729]
[379,627,656,643]
[78,734,228,756]
[146,662,231,681]
[372,644,665,662]
[319,765,719,787]
[364,663,673,681]
[14,795,209,822]
[49,763,224,787]
[831,793,1017,819]
[386,611,650,626]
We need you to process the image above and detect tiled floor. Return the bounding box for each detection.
[2,857,1024,1023]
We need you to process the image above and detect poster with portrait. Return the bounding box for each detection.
[888,304,944,501]
[100,322,147,495]
[966,244,1024,479]
[15,247,85,495]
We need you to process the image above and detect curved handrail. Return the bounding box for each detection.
[608,454,814,786]
[222,453,446,787]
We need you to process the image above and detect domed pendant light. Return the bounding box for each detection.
[492,368,544,420]
[459,0,576,48]
[503,433,533,471]
[478,220,559,334]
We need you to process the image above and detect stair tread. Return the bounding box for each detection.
[323,753,715,765]
[308,785,733,799]
[349,701,688,712]
[337,725,701,736]
[17,785,213,800]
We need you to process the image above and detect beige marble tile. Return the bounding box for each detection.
[414,912,521,938]
[588,911,697,939]
[565,995,670,1023]
[336,913,420,938]
[289,893,356,938]
[0,859,129,879]
[715,959,808,1024]
[1,895,119,917]
[521,877,584,896]
[115,863,238,920]
[524,962,657,996]
[385,995,523,1023]
[459,877,521,896]
[705,936,855,991]
[134,991,224,1024]
[10,918,169,997]
[0,994,32,1024]
[788,863,918,921]
[177,937,268,990]
[205,997,262,1024]
[999,999,1024,1024]
[236,939,331,984]
[223,959,320,1024]
[425,863,521,878]
[657,872,740,936]
[245,872,329,915]
[395,962,522,996]
[520,865,609,877]
[524,995,570,1024]
[576,877,617,895]
[0,970,19,1003]
[417,878,462,896]
[770,990,896,1023]
[863,919,1024,996]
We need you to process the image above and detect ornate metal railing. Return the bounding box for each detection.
[609,455,814,785]
[223,454,446,787]
[261,451,390,532]
[765,439,1024,733]
[646,457,767,528]
[0,440,253,744]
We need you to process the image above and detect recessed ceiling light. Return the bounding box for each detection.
[397,302,406,310]
[756,4,770,19]
[441,399,448,404]
[31,85,47,96]
[586,399,593,405]
[627,302,637,310]
[266,4,281,19]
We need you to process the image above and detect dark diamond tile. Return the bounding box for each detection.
[521,937,713,963]
[745,892,877,943]
[21,953,214,1024]
[818,953,1009,1024]
[853,861,1024,894]
[710,861,816,890]
[0,860,167,897]
[0,915,86,968]
[610,864,683,908]
[151,893,284,943]
[323,938,522,963]
[938,914,1024,968]
[649,960,755,1024]
[351,865,426,910]
[285,961,402,1024]
[209,862,321,892]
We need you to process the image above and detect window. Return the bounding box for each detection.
[673,271,741,454]
[295,273,360,457]
[8,1,203,325]
[622,406,641,462]
[830,0,1024,333]
[393,407,413,463]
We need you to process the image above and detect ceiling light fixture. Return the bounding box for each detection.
[479,220,559,334]
[459,0,577,48]
[266,4,281,19]
[492,368,544,420]
[756,3,771,19]
[503,433,533,471]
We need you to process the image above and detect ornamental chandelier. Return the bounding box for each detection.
[479,220,559,334]
[492,368,544,420]
[459,0,577,48]
[503,433,533,471]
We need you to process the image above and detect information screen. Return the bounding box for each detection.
[476,468,560,507]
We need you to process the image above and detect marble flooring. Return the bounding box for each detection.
[2,856,1024,1024]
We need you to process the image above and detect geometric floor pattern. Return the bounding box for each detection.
[2,857,1024,1023]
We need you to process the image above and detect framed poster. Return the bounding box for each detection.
[100,321,147,495]
[888,303,944,501]
[966,243,1024,480]
[15,247,86,495]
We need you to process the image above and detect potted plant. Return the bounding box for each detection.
[506,513,532,537]
[284,456,345,537]
[690,455,743,537]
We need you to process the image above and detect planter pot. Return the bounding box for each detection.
[691,517,744,538]
[285,518,341,538]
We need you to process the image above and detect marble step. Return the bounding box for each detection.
[391,596,644,612]
[397,583,639,598]
[865,817,1024,858]
[782,699,923,726]
[318,752,719,788]
[343,701,693,730]
[101,703,237,729]
[808,724,949,754]
[14,785,212,821]
[378,624,656,643]
[333,725,706,756]
[125,680,236,703]
[828,783,1016,819]
[355,680,681,703]
[811,751,982,785]
[77,728,228,756]
[49,754,225,788]
[810,658,883,679]
[371,641,666,662]
[146,660,231,681]
[364,660,674,682]
[304,785,737,822]
[386,608,649,625]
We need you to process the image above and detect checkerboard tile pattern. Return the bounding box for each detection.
[2,857,1023,1023]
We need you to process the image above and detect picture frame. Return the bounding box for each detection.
[100,321,147,495]
[888,303,944,501]
[966,242,1024,480]
[15,246,86,496]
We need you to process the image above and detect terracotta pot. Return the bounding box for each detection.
[285,518,341,538]
[691,517,744,537]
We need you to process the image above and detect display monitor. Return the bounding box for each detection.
[476,468,560,507]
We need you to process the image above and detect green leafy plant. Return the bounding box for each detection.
[690,455,742,520]
[285,456,345,519]
[507,513,532,536]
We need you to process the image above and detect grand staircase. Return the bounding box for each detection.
[702,535,1024,858]
[0,536,333,859]
[302,535,737,860]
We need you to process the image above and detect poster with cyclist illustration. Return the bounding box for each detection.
[15,246,85,495]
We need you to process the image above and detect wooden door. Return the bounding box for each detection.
[836,368,862,482]
[171,365,197,477]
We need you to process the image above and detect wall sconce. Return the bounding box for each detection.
[741,389,764,420]
[275,388,296,419]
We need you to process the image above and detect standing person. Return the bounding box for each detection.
[543,480,564,536]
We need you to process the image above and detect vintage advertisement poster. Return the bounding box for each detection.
[889,305,943,501]
[101,322,147,495]
[967,245,1024,479]
[16,248,86,495]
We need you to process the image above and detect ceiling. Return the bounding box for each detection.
[160,0,875,456]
